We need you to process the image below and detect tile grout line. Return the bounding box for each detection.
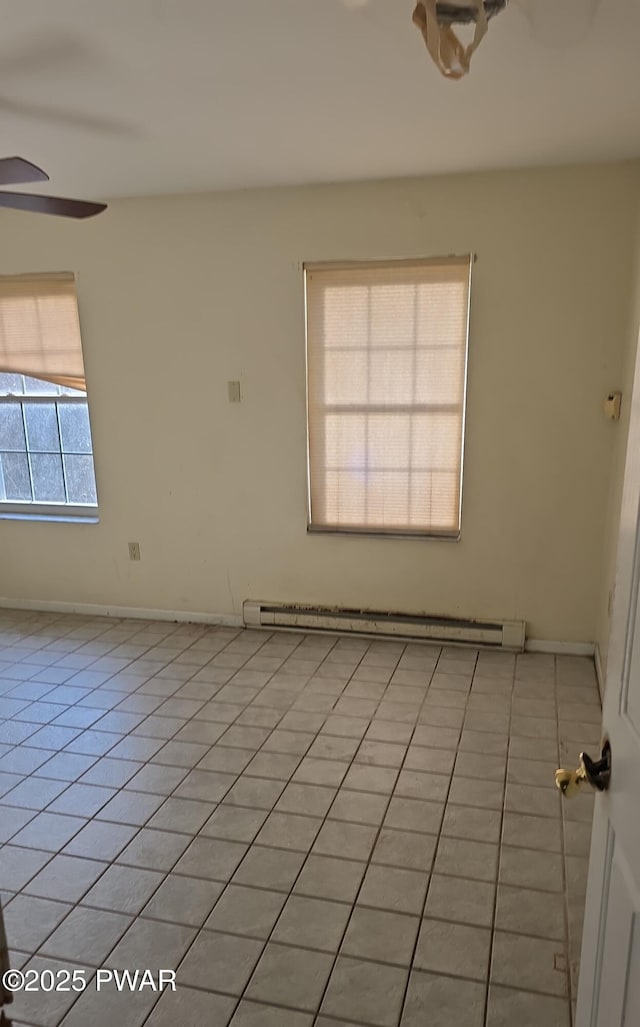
[2,623,290,1026]
[556,654,576,1027]
[4,627,307,860]
[62,626,290,1022]
[281,640,419,1027]
[136,629,363,1026]
[481,652,515,1027]
[0,614,597,1027]
[393,645,478,1027]
[186,639,412,1026]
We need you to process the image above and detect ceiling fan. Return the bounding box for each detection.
[0,156,106,218]
[411,0,602,77]
[345,1,602,78]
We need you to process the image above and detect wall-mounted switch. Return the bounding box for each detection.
[603,391,622,421]
[128,542,141,561]
[228,380,241,403]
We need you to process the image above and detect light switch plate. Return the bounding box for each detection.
[228,380,241,403]
[603,391,622,421]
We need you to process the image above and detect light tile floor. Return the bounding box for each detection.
[0,609,600,1027]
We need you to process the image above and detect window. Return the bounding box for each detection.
[305,256,472,537]
[0,273,98,516]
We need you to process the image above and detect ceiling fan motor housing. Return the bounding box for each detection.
[436,0,507,24]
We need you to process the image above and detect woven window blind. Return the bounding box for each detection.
[0,272,86,391]
[305,256,472,536]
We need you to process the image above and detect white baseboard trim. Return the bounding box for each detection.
[0,598,600,658]
[0,597,244,628]
[594,643,605,700]
[525,639,596,656]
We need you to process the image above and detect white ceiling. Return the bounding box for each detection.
[1,0,639,200]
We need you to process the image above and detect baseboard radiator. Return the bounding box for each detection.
[243,601,525,651]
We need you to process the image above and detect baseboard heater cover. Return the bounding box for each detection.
[243,601,525,651]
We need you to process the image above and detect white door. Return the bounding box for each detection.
[576,336,640,1027]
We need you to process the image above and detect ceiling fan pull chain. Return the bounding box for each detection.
[412,0,490,79]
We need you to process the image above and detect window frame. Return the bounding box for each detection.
[303,255,473,540]
[0,382,99,522]
[0,271,99,522]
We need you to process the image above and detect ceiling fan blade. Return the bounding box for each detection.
[0,156,49,186]
[0,192,107,219]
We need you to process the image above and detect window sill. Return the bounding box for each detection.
[307,525,461,541]
[0,509,99,524]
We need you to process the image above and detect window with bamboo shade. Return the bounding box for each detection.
[0,273,97,514]
[305,256,472,537]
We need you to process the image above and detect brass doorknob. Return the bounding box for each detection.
[555,740,611,797]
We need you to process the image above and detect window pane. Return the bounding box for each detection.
[0,452,31,500]
[324,414,366,469]
[409,471,459,530]
[23,375,60,395]
[31,452,65,502]
[0,405,26,451]
[370,283,417,348]
[323,350,368,405]
[323,470,366,526]
[417,281,468,346]
[369,351,414,405]
[411,412,462,469]
[414,348,464,406]
[323,285,369,349]
[58,403,92,454]
[63,454,97,504]
[366,414,412,470]
[366,470,410,526]
[24,403,60,452]
[0,373,25,395]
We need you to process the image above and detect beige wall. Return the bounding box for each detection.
[1,162,638,642]
[596,198,640,672]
